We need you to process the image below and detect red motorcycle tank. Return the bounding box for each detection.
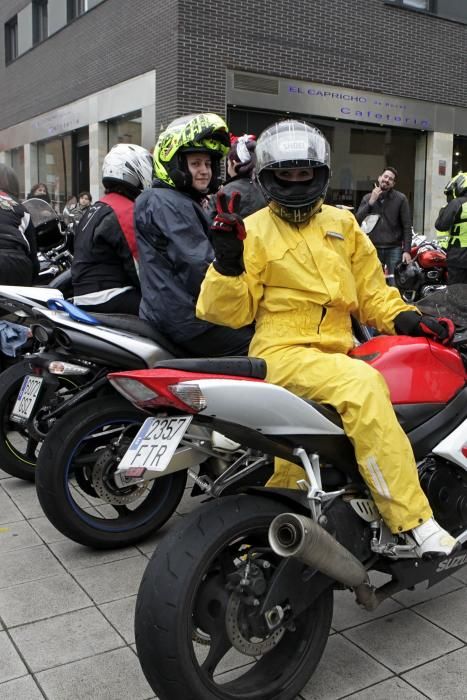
[417,248,447,269]
[350,336,466,404]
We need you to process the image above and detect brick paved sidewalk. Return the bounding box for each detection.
[1,467,467,700]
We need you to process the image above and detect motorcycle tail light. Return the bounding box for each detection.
[168,384,207,412]
[462,445,467,458]
[108,377,159,403]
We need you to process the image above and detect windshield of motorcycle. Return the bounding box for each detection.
[23,198,59,228]
[416,284,467,328]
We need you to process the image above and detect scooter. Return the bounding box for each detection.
[102,318,467,699]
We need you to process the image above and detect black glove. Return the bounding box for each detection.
[210,191,246,276]
[394,310,455,345]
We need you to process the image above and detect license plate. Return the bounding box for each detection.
[117,415,193,473]
[10,375,44,423]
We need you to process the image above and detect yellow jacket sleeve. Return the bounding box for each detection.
[196,244,264,328]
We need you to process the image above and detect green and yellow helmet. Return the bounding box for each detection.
[153,113,230,192]
[444,171,467,201]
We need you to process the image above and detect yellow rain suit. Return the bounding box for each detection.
[196,204,432,534]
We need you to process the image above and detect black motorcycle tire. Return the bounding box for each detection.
[135,494,334,700]
[35,396,188,549]
[0,359,77,481]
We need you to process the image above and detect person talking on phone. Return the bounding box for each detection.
[356,167,412,283]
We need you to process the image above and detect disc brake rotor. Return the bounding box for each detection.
[91,447,148,505]
[225,595,285,656]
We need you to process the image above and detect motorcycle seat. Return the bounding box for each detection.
[155,356,268,380]
[91,313,184,357]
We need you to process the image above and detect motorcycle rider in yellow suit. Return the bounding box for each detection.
[196,119,458,558]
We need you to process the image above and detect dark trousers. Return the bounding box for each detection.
[178,324,254,358]
[376,246,402,286]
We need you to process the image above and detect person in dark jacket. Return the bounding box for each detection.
[356,167,412,282]
[71,144,153,314]
[435,171,467,284]
[0,164,39,285]
[206,134,266,220]
[135,113,253,356]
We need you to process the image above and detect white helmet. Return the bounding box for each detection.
[102,144,153,194]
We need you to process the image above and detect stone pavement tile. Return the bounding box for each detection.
[0,545,64,589]
[451,564,467,584]
[0,572,93,627]
[299,635,391,700]
[0,478,43,518]
[343,676,426,699]
[36,647,156,700]
[0,630,27,683]
[0,519,41,553]
[0,468,11,479]
[135,513,182,555]
[413,587,467,641]
[0,488,24,525]
[28,514,68,543]
[0,674,44,699]
[392,575,464,607]
[403,646,467,700]
[10,607,124,672]
[343,608,462,673]
[99,595,136,644]
[72,555,149,604]
[332,588,403,631]
[48,538,140,571]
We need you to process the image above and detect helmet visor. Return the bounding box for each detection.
[256,121,331,173]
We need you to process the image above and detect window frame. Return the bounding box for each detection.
[384,0,467,24]
[67,0,87,22]
[32,0,48,46]
[5,15,18,64]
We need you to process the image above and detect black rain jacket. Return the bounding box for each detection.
[135,181,217,343]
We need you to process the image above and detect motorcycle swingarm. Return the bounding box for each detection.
[259,557,333,619]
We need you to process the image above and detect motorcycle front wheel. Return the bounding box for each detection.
[35,395,187,548]
[135,494,333,700]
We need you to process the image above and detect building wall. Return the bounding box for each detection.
[176,0,466,118]
[0,0,178,135]
[1,1,465,135]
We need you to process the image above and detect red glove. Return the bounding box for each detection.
[210,191,246,276]
[211,191,246,240]
[394,311,455,345]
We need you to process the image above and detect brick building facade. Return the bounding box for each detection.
[0,0,466,231]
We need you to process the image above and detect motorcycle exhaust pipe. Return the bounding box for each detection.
[268,513,367,588]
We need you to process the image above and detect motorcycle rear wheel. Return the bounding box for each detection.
[35,396,187,548]
[0,359,78,481]
[135,494,333,700]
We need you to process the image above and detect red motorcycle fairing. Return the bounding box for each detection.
[350,335,466,404]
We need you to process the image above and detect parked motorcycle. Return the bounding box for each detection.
[395,232,448,302]
[103,300,467,699]
[23,198,74,293]
[0,294,179,481]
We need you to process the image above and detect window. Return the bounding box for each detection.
[33,0,48,45]
[386,0,467,23]
[5,16,18,64]
[67,0,86,21]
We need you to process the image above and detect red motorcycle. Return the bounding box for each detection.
[395,234,448,302]
[104,297,467,700]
